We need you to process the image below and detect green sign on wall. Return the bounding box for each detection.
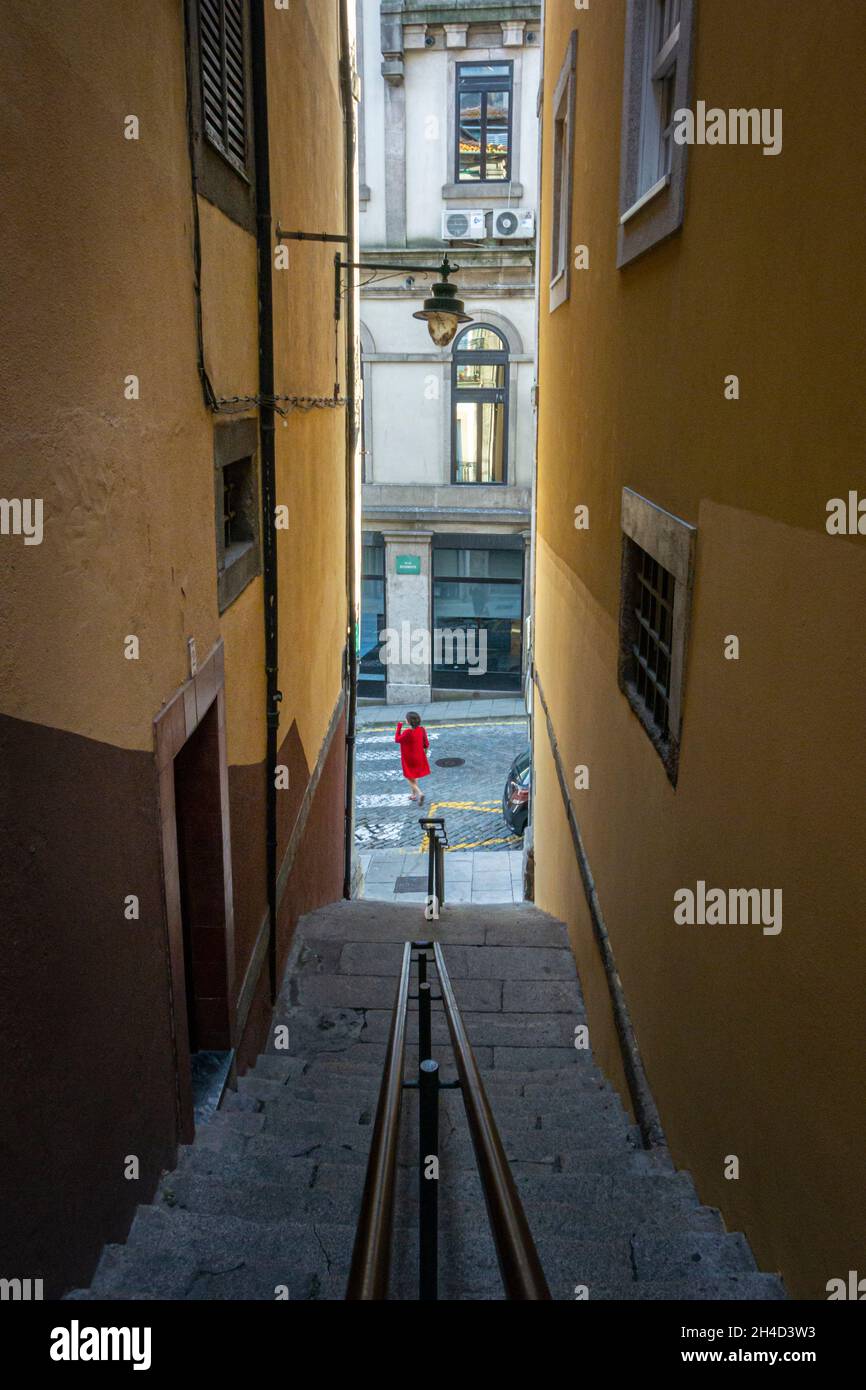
[395,555,421,575]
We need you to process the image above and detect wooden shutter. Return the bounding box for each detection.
[199,0,247,175]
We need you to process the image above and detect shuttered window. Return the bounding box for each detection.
[199,0,247,176]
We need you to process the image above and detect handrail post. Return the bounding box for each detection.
[436,837,445,907]
[418,977,432,1066]
[419,1059,439,1300]
[427,829,436,909]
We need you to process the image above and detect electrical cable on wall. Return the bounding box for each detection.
[212,393,350,417]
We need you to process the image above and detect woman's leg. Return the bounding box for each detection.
[406,778,420,801]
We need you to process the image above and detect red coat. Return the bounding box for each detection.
[395,723,430,779]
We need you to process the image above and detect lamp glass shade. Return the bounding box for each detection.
[424,311,460,347]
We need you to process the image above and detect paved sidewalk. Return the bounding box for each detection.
[359,848,524,904]
[356,696,526,727]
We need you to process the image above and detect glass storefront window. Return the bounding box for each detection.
[359,536,386,697]
[432,546,524,692]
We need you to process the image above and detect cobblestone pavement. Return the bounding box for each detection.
[353,712,529,854]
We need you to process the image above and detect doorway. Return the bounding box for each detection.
[155,641,236,1142]
[173,700,233,1122]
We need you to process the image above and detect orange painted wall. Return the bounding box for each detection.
[535,0,866,1298]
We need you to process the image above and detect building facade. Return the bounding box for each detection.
[534,0,866,1298]
[0,0,358,1296]
[358,0,541,702]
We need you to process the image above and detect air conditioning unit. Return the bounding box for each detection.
[442,209,486,241]
[491,208,535,240]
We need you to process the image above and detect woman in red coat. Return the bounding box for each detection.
[395,711,431,806]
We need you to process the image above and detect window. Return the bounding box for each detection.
[452,325,508,484]
[618,488,696,783]
[200,0,248,175]
[626,546,675,737]
[549,33,577,312]
[456,63,513,184]
[617,0,695,267]
[186,0,256,233]
[214,419,261,612]
[359,536,386,698]
[638,0,681,194]
[432,545,524,692]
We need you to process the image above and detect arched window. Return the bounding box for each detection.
[452,325,508,484]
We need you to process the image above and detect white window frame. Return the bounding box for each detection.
[617,0,695,268]
[637,0,680,197]
[548,31,577,312]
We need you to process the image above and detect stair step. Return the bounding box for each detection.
[67,895,788,1303]
[387,1229,760,1301]
[238,1072,623,1119]
[532,1230,758,1294]
[230,1087,632,1139]
[89,1210,356,1301]
[244,1067,613,1100]
[178,1133,657,1187]
[152,1162,714,1233]
[360,1009,582,1050]
[223,1093,376,1126]
[576,1273,787,1301]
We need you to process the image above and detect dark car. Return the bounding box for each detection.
[503,746,531,836]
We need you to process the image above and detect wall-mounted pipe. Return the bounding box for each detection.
[340,0,360,901]
[251,0,281,1003]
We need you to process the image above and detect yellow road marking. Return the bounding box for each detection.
[361,719,526,734]
[417,799,511,851]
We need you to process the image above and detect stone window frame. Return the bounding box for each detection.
[450,322,510,486]
[357,0,371,203]
[360,321,376,481]
[442,309,523,485]
[618,487,696,785]
[443,47,525,200]
[616,0,696,268]
[453,58,515,187]
[184,0,257,236]
[548,31,577,312]
[213,418,262,613]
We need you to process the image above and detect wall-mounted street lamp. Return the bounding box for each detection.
[410,256,472,347]
[274,228,473,347]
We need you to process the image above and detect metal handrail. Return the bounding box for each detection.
[345,941,412,1299]
[434,942,551,1299]
[420,816,447,917]
[345,922,551,1299]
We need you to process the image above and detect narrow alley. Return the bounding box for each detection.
[2,0,864,1364]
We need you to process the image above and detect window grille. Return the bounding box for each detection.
[630,545,674,737]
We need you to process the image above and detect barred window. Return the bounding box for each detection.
[214,420,261,613]
[619,489,696,784]
[629,546,674,738]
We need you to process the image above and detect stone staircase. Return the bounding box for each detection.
[68,900,786,1301]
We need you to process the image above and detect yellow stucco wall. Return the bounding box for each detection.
[0,0,350,786]
[268,0,350,770]
[536,0,866,1298]
[0,0,219,749]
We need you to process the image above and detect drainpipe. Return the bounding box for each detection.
[340,0,359,900]
[251,0,281,1003]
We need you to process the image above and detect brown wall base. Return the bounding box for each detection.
[0,713,178,1299]
[232,704,348,1070]
[1,694,347,1298]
